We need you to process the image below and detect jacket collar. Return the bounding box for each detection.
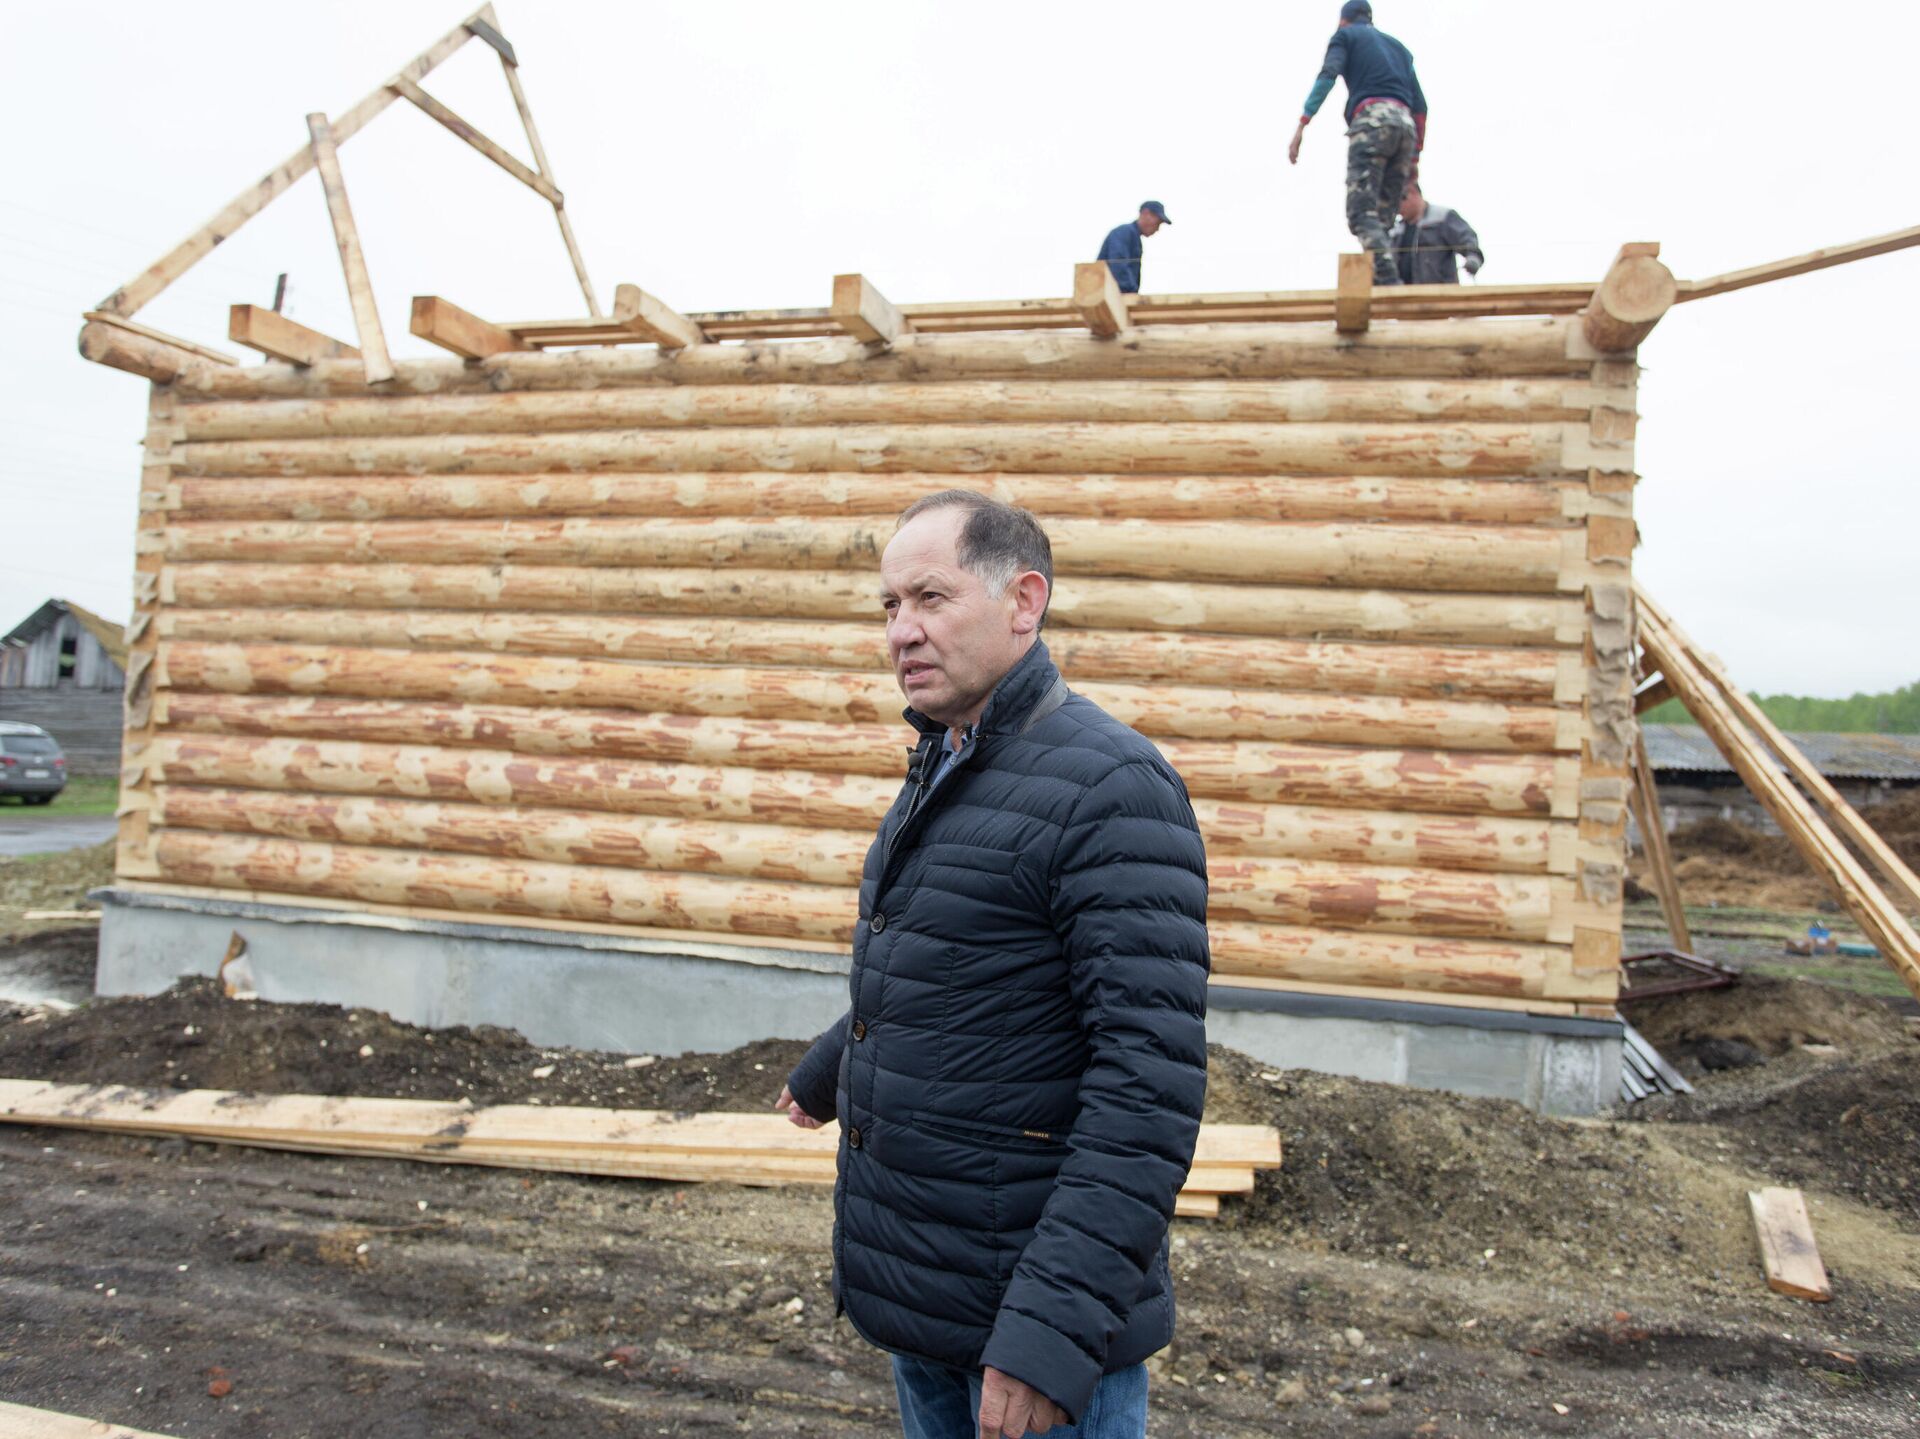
[902,639,1059,740]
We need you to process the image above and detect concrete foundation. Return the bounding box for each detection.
[95,889,1623,1115]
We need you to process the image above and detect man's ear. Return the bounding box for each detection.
[1009,571,1050,635]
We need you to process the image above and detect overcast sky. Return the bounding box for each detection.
[4,1,1914,697]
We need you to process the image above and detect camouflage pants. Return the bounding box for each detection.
[1345,102,1418,283]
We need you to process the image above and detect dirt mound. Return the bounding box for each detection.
[0,976,812,1112]
[0,840,114,920]
[1201,1046,1754,1282]
[1636,794,1920,911]
[1632,1048,1920,1224]
[1623,974,1909,1059]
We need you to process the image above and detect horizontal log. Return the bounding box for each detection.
[157,695,1578,838]
[160,517,1572,593]
[155,642,1577,751]
[159,471,1579,526]
[151,829,856,943]
[1208,920,1564,998]
[174,378,1602,440]
[155,785,873,886]
[144,828,1565,995]
[170,421,1573,480]
[158,609,1572,702]
[145,734,900,830]
[163,563,1586,645]
[154,785,1563,941]
[163,320,1591,400]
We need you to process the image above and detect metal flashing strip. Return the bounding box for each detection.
[1208,982,1623,1040]
[92,887,852,979]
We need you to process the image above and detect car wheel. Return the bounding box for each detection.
[26,794,53,805]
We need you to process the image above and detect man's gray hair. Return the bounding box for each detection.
[896,489,1054,623]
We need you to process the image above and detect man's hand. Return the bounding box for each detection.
[774,1084,823,1130]
[976,1366,1063,1437]
[1287,121,1307,165]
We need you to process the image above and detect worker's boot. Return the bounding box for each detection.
[1371,253,1402,286]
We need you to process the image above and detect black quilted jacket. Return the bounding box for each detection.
[786,640,1211,1421]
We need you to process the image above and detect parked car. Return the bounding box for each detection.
[0,720,68,803]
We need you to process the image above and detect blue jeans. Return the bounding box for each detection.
[892,1355,1148,1438]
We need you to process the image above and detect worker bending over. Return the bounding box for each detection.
[1288,1,1427,286]
[1095,201,1171,295]
[1392,180,1483,284]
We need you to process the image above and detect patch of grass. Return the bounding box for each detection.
[0,775,118,818]
[1740,956,1915,1002]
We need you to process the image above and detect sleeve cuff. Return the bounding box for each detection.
[785,1032,841,1122]
[980,1305,1103,1425]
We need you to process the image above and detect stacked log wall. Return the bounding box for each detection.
[116,319,1634,1015]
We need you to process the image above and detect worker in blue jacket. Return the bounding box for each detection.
[1287,1,1427,285]
[1094,201,1171,294]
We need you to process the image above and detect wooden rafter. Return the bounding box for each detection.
[830,274,911,345]
[1676,222,1920,303]
[1637,591,1920,1001]
[307,113,394,385]
[97,5,491,318]
[491,28,599,316]
[1334,253,1373,334]
[390,75,560,203]
[1628,729,1691,951]
[1071,261,1131,337]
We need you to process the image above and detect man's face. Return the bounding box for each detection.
[1398,186,1425,223]
[880,508,1040,728]
[1137,209,1163,236]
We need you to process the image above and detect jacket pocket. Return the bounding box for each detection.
[919,843,1019,876]
[911,1110,1070,1156]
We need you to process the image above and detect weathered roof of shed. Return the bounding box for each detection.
[1642,723,1920,782]
[1,598,128,666]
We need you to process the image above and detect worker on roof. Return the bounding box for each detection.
[1288,1,1427,287]
[1391,179,1483,285]
[1094,201,1171,295]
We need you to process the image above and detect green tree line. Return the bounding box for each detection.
[1642,680,1920,733]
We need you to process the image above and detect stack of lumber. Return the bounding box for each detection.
[0,1079,1280,1220]
[109,314,1642,1019]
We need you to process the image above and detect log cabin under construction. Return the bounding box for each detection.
[72,7,1920,1114]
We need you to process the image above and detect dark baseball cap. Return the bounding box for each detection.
[1341,1,1373,20]
[1141,200,1172,224]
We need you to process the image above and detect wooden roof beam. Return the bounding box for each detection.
[411,296,520,359]
[1677,222,1920,303]
[613,284,706,349]
[1072,262,1131,337]
[228,305,358,366]
[389,76,560,204]
[96,4,490,318]
[1335,253,1373,333]
[831,274,912,346]
[1582,242,1676,354]
[307,113,394,385]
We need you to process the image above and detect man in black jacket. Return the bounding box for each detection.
[776,492,1211,1437]
[1287,1,1428,285]
[1391,180,1484,285]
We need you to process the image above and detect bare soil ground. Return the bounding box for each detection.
[1630,789,1920,914]
[1,965,1916,1437]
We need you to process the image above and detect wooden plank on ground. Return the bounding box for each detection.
[228,304,359,365]
[1749,1187,1832,1301]
[0,1081,1278,1217]
[306,113,394,385]
[411,296,520,359]
[0,1399,178,1438]
[19,911,97,923]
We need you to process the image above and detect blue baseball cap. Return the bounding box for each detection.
[1341,1,1373,20]
[1141,200,1171,224]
